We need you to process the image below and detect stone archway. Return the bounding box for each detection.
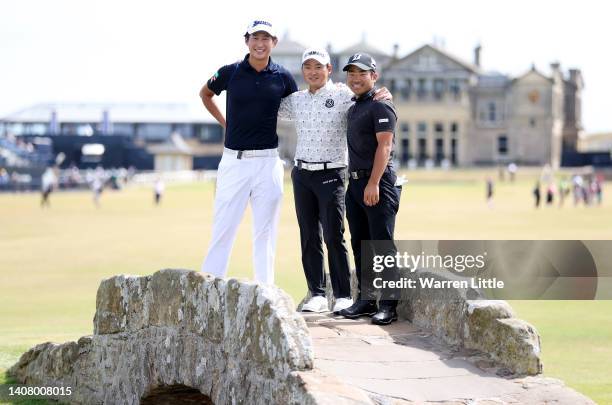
[140,384,213,404]
[9,270,369,404]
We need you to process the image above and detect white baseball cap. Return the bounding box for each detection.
[301,48,330,65]
[245,19,277,37]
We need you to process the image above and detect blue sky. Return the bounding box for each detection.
[1,0,610,132]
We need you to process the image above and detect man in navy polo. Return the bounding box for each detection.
[337,53,402,325]
[199,20,297,284]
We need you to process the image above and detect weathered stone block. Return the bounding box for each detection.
[10,269,360,404]
[395,269,542,375]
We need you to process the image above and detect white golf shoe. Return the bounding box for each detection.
[332,298,354,313]
[301,296,329,313]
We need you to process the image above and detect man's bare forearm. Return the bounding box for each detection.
[199,86,226,128]
[368,133,393,186]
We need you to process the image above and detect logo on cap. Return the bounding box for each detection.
[306,50,325,58]
[302,48,330,65]
[246,19,276,36]
[251,20,272,27]
[343,53,377,72]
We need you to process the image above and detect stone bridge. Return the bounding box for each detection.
[9,269,593,404]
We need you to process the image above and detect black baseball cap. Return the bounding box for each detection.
[342,53,377,72]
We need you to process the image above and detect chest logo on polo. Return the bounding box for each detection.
[325,99,335,108]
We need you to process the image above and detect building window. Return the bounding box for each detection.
[417,79,427,100]
[61,123,94,136]
[498,135,508,155]
[417,122,427,138]
[449,79,461,100]
[26,123,47,135]
[488,102,497,122]
[401,138,410,165]
[401,79,412,100]
[434,122,444,135]
[451,138,457,164]
[137,124,172,140]
[450,122,458,136]
[401,122,410,137]
[389,79,397,94]
[171,124,194,138]
[5,123,24,135]
[433,79,444,100]
[435,138,444,164]
[198,124,223,143]
[113,124,135,136]
[418,138,427,162]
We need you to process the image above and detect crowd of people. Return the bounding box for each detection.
[533,173,604,208]
[0,133,51,168]
[487,163,605,208]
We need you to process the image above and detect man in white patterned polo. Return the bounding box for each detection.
[278,48,390,313]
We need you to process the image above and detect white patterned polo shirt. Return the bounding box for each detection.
[278,80,354,165]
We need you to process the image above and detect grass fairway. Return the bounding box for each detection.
[1,168,611,403]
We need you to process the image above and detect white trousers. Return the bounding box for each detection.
[201,150,284,284]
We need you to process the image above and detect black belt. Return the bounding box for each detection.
[349,169,371,180]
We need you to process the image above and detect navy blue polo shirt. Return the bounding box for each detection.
[347,89,398,171]
[207,54,298,150]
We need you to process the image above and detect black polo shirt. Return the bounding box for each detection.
[347,89,397,171]
[207,54,297,150]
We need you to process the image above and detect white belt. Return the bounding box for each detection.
[224,147,278,159]
[295,160,346,171]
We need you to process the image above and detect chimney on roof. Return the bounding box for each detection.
[569,68,583,88]
[550,61,561,72]
[392,43,399,60]
[550,62,562,82]
[474,44,481,67]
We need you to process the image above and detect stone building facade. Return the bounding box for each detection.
[276,36,584,168]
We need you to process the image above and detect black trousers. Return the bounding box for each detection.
[346,169,402,309]
[291,167,352,298]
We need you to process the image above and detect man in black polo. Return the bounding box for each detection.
[199,20,297,284]
[337,53,402,325]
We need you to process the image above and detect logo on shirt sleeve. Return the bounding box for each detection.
[209,71,219,82]
[378,118,389,123]
[325,99,335,108]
